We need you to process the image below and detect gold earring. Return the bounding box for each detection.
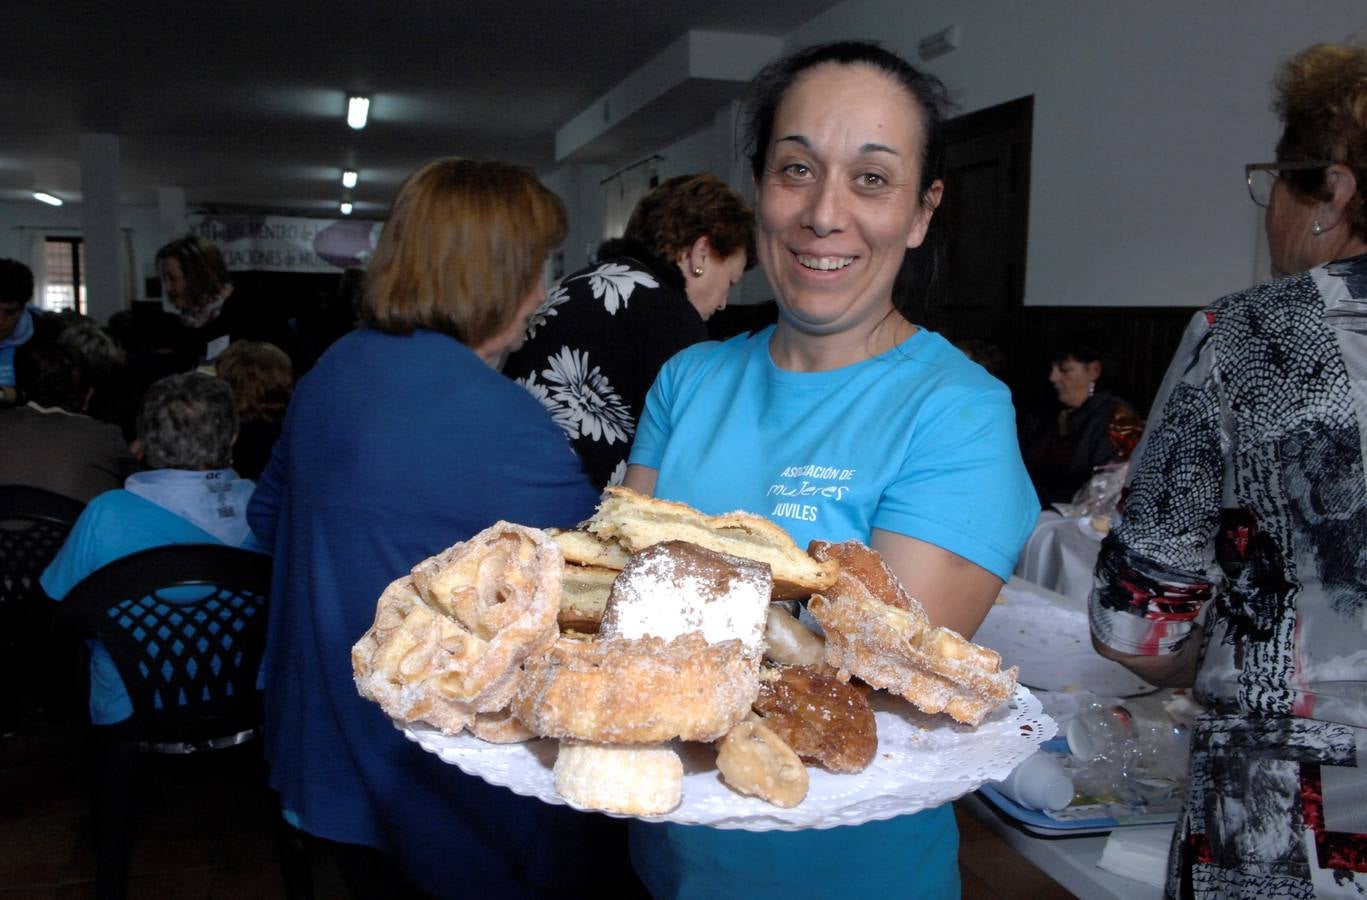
[692,266,704,277]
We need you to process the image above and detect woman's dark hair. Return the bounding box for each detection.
[741,40,955,318]
[1049,332,1105,367]
[623,173,755,269]
[15,342,86,411]
[1274,43,1367,241]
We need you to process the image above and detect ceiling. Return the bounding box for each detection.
[3,1,842,217]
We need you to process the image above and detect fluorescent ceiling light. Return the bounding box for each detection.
[33,191,63,206]
[341,170,358,189]
[340,201,353,215]
[347,96,370,130]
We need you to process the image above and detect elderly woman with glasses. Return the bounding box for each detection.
[1090,42,1367,898]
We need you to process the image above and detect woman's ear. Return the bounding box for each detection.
[1086,360,1103,382]
[681,235,711,277]
[1319,164,1360,231]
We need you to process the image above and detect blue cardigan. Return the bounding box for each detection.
[248,328,604,897]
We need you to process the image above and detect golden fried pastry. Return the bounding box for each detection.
[716,716,809,808]
[547,527,631,570]
[762,604,827,666]
[512,633,761,743]
[553,741,683,816]
[558,563,617,633]
[807,540,1017,727]
[352,523,563,734]
[468,708,537,744]
[753,665,877,773]
[586,486,838,600]
[600,541,772,653]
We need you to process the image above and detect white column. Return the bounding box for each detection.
[157,186,187,243]
[79,133,122,324]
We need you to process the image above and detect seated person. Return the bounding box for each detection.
[0,258,59,407]
[1018,336,1138,506]
[213,340,293,480]
[41,372,264,724]
[0,342,136,502]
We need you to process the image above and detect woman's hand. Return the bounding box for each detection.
[869,528,1003,639]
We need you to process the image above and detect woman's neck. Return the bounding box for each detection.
[769,313,917,372]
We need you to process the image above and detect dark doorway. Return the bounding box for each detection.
[923,96,1033,360]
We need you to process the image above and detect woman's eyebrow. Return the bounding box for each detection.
[774,134,900,157]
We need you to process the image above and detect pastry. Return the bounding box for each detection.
[585,486,838,600]
[715,715,809,808]
[547,527,631,570]
[807,540,1017,727]
[762,604,827,667]
[553,741,683,816]
[558,563,617,633]
[753,665,877,773]
[599,540,772,654]
[352,523,562,734]
[512,632,760,743]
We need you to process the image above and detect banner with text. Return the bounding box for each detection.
[187,214,382,274]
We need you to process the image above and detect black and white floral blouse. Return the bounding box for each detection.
[503,239,707,490]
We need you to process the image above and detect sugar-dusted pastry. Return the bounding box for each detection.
[807,540,1017,727]
[599,540,772,653]
[512,633,760,744]
[352,522,562,734]
[558,563,618,633]
[585,486,838,600]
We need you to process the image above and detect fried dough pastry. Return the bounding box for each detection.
[586,486,838,600]
[512,633,761,743]
[753,665,877,773]
[716,715,809,808]
[762,604,827,666]
[558,563,617,633]
[807,540,1017,727]
[547,527,631,570]
[468,708,537,744]
[352,523,563,734]
[553,741,683,816]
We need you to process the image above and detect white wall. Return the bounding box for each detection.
[781,0,1367,307]
[1,201,165,320]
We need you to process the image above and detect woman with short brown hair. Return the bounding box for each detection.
[248,158,604,897]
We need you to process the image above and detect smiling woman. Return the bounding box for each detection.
[622,41,1039,900]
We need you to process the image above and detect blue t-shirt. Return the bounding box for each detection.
[627,325,1037,899]
[41,487,264,724]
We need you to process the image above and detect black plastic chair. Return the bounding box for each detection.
[56,543,272,900]
[0,484,86,731]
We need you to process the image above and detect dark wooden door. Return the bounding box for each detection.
[923,96,1033,356]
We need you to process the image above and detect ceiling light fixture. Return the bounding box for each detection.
[341,170,358,189]
[347,96,370,130]
[33,191,63,207]
[340,201,353,216]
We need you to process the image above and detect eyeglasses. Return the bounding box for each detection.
[1245,161,1334,207]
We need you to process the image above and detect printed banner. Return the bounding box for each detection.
[186,213,381,274]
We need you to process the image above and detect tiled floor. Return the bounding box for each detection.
[0,715,1074,899]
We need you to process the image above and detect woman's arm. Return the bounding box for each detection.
[1092,628,1201,688]
[870,528,1003,639]
[622,464,658,497]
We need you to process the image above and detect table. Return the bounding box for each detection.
[959,792,1164,899]
[1014,510,1106,605]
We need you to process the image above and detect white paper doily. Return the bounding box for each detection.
[399,685,1055,832]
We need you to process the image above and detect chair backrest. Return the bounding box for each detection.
[0,485,86,640]
[59,544,272,745]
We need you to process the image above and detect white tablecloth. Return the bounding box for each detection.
[1014,510,1106,605]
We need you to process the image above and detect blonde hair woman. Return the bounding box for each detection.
[246,159,606,897]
